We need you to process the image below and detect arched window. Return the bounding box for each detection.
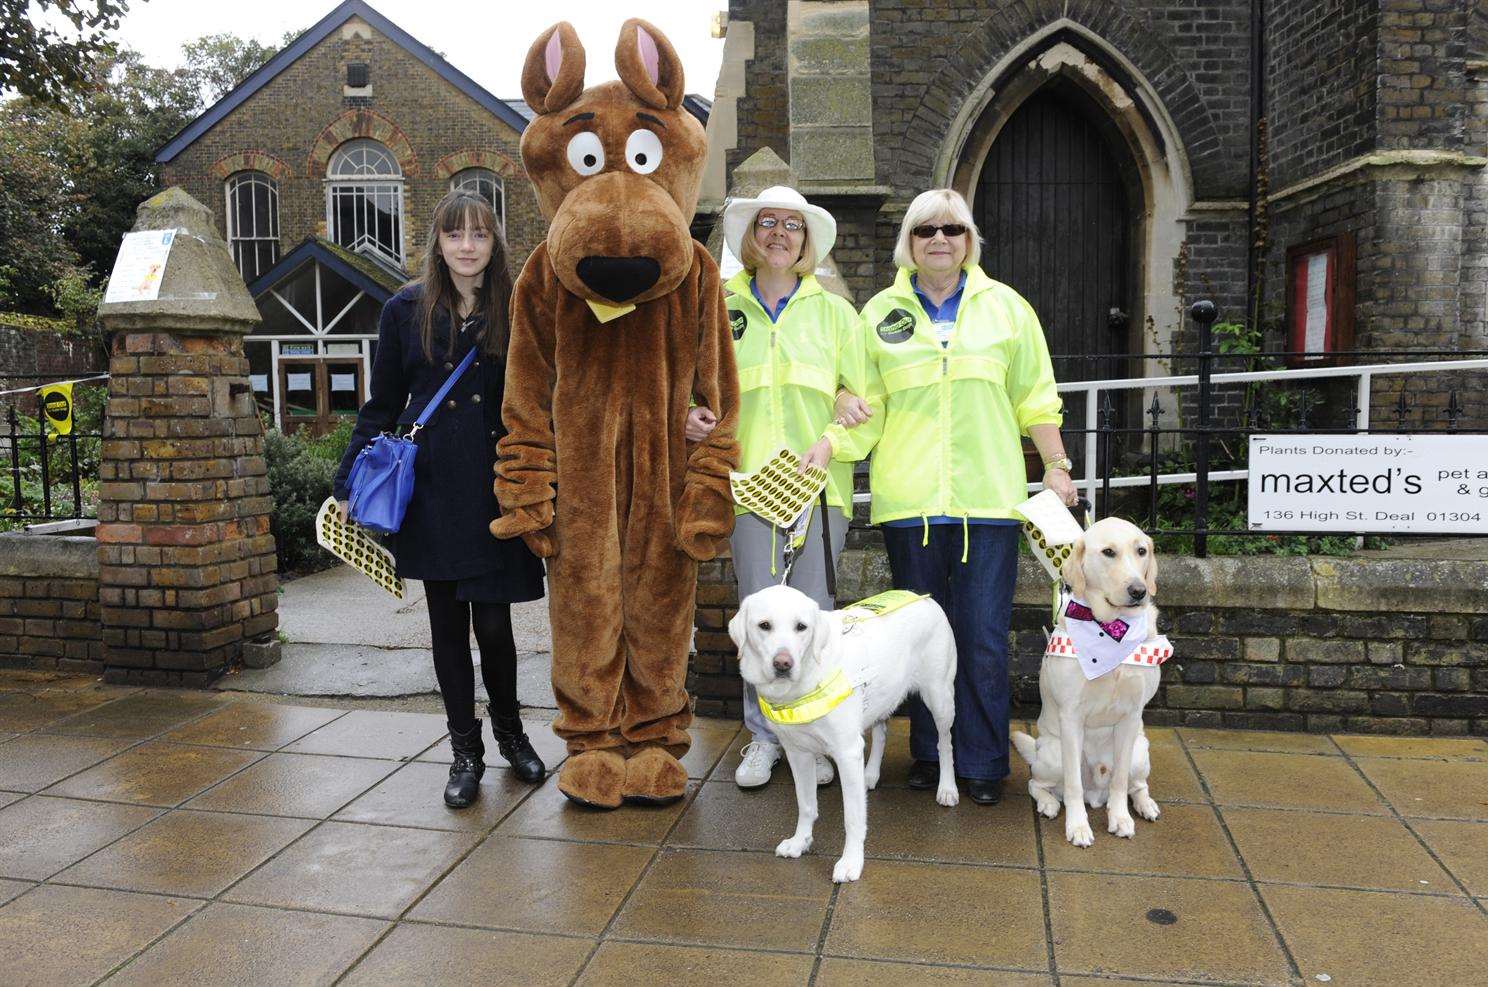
[450,167,505,230]
[225,171,280,282]
[326,139,404,265]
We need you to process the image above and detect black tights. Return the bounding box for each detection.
[424,579,519,732]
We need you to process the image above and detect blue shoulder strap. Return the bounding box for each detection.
[408,346,478,438]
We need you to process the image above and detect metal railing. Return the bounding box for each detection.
[1,374,108,527]
[851,301,1488,557]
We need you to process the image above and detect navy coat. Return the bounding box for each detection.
[333,284,545,600]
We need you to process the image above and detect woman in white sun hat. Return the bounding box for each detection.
[688,184,869,791]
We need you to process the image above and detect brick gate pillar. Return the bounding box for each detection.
[94,188,278,686]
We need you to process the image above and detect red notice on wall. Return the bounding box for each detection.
[1285,233,1355,367]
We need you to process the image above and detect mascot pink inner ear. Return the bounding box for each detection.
[636,25,660,85]
[545,29,563,84]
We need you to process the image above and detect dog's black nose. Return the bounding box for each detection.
[1127,583,1148,601]
[576,256,661,302]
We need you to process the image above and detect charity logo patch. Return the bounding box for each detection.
[875,308,916,343]
[728,307,747,340]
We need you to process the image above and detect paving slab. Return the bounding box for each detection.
[501,773,695,845]
[0,796,160,880]
[334,760,537,832]
[184,751,398,818]
[1047,872,1292,984]
[1189,748,1388,813]
[56,809,315,897]
[0,877,32,907]
[44,740,262,807]
[103,901,388,987]
[815,959,1051,985]
[1180,727,1339,755]
[39,690,226,740]
[826,859,1047,969]
[579,941,816,985]
[1408,819,1488,895]
[1222,806,1457,893]
[282,708,449,760]
[1040,802,1243,879]
[223,820,478,918]
[1353,757,1488,819]
[611,846,833,953]
[1262,884,1488,985]
[0,734,138,792]
[344,923,593,986]
[409,834,652,936]
[0,884,198,987]
[1332,734,1487,761]
[161,702,346,750]
[0,686,125,732]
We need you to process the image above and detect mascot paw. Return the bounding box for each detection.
[489,502,556,558]
[621,747,688,805]
[557,750,625,810]
[675,485,731,562]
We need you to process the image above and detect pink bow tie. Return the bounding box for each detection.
[1064,600,1131,641]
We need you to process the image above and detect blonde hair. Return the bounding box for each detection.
[893,188,982,271]
[739,210,816,276]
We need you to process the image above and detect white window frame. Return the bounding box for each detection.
[224,171,280,281]
[325,139,405,266]
[450,167,506,231]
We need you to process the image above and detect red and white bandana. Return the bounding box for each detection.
[1046,592,1173,681]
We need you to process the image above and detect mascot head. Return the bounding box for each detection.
[520,19,707,306]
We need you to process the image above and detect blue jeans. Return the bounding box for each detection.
[882,523,1020,782]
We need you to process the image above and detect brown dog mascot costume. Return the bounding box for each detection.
[491,20,740,809]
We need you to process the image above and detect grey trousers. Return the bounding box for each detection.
[731,506,849,743]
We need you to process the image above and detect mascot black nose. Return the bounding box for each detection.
[576,256,661,302]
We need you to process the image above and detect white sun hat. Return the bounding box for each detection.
[722,185,837,269]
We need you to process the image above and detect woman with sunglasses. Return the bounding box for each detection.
[823,188,1077,805]
[689,185,865,790]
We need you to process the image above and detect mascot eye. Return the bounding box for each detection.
[566,132,605,176]
[625,128,663,174]
[758,620,772,632]
[1102,548,1117,558]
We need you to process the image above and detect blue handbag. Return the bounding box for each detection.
[346,347,477,534]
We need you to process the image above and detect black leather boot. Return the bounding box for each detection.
[491,709,545,784]
[444,721,485,808]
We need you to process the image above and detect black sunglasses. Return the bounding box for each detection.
[911,223,968,239]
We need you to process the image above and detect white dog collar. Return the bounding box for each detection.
[1046,631,1172,681]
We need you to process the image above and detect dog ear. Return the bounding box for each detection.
[1141,535,1158,599]
[615,18,684,110]
[1063,538,1088,598]
[521,21,586,114]
[808,603,834,663]
[727,598,749,651]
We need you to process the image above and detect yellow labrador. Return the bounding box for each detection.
[1012,517,1168,847]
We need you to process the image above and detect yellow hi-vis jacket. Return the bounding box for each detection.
[823,265,1063,526]
[725,270,866,514]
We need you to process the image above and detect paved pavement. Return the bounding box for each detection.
[228,564,556,708]
[1,669,1485,985]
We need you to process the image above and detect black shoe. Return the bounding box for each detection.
[962,777,1003,805]
[444,721,485,808]
[492,710,546,784]
[906,759,938,790]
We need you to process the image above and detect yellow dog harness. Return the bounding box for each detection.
[755,590,930,725]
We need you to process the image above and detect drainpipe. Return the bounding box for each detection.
[1246,0,1266,332]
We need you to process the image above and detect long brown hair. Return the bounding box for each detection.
[414,190,512,363]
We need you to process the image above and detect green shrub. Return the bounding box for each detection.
[263,428,338,575]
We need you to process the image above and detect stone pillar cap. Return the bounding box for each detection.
[96,187,262,334]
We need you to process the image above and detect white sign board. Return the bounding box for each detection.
[103,230,175,303]
[1249,435,1488,534]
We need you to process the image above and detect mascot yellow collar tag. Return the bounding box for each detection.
[586,299,637,323]
[757,667,853,725]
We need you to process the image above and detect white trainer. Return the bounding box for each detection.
[815,754,835,786]
[734,740,782,788]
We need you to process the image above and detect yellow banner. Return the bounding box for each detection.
[37,382,73,437]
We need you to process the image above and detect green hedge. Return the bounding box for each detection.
[263,421,354,575]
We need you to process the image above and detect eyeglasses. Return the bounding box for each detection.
[911,223,968,239]
[756,217,805,233]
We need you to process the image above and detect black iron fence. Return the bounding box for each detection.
[1,374,107,527]
[1061,301,1488,557]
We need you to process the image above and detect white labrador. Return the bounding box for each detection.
[1012,517,1165,847]
[729,584,959,883]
